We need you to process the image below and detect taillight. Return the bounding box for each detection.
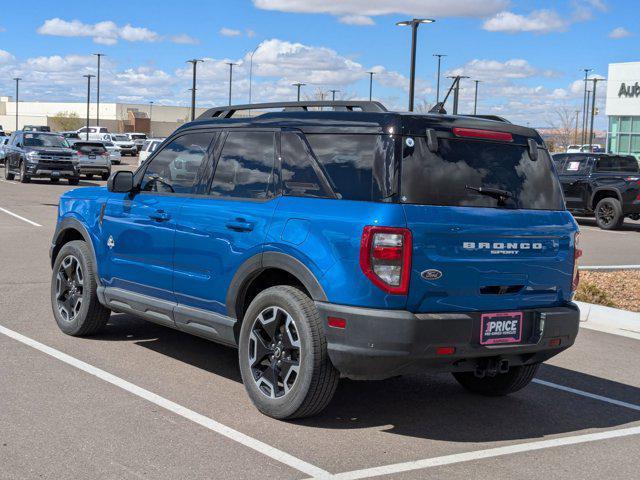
[360,226,412,295]
[572,232,582,293]
[453,127,513,142]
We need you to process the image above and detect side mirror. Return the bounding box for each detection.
[108,170,134,193]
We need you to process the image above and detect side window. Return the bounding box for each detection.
[562,156,590,174]
[305,134,377,201]
[140,131,215,194]
[281,132,332,198]
[209,131,275,199]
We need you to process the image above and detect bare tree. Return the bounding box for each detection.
[546,107,579,150]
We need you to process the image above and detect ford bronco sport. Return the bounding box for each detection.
[50,101,581,419]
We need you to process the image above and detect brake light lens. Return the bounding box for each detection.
[572,232,582,293]
[360,226,412,295]
[453,127,513,142]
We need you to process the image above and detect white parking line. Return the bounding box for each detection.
[0,325,331,479]
[0,207,42,227]
[580,226,632,235]
[532,379,640,411]
[0,178,17,184]
[327,426,640,480]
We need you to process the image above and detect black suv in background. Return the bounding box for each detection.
[4,131,80,184]
[553,152,640,229]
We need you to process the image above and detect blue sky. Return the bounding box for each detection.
[0,0,637,127]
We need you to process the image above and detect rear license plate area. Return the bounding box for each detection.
[480,312,523,345]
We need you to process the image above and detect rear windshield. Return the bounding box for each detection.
[75,143,107,154]
[401,137,565,210]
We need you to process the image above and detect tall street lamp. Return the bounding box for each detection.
[580,68,592,145]
[149,101,154,137]
[473,80,482,115]
[226,62,237,106]
[396,18,435,111]
[447,75,469,115]
[588,78,604,151]
[433,54,446,103]
[292,82,305,101]
[83,74,95,140]
[248,44,260,105]
[330,89,340,101]
[13,77,21,131]
[186,59,203,121]
[366,71,376,101]
[93,53,105,127]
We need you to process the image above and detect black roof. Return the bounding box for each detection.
[180,101,540,142]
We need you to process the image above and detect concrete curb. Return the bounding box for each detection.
[575,301,640,339]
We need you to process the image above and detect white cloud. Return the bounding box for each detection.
[339,15,375,26]
[36,18,194,45]
[219,27,242,37]
[482,10,567,33]
[253,0,508,20]
[609,27,632,39]
[0,26,5,32]
[170,33,199,44]
[0,49,15,65]
[446,59,555,81]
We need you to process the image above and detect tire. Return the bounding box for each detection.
[86,173,93,179]
[101,172,110,181]
[68,177,80,186]
[452,364,539,396]
[50,177,59,183]
[19,162,30,183]
[5,162,15,180]
[595,197,624,230]
[51,240,111,336]
[238,285,339,419]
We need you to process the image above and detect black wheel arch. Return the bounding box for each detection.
[590,188,622,210]
[226,251,328,322]
[50,218,100,285]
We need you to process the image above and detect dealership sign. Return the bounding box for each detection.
[618,82,640,98]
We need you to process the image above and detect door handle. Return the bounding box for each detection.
[149,210,171,222]
[226,219,254,232]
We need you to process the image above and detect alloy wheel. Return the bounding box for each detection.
[597,203,615,227]
[55,255,84,322]
[248,306,301,399]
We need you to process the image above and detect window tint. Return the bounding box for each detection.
[595,156,639,173]
[140,132,214,194]
[305,134,377,201]
[281,132,332,198]
[210,131,275,199]
[401,138,565,210]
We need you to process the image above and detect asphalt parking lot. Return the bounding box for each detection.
[1,161,639,479]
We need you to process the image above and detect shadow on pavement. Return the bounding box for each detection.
[94,313,640,443]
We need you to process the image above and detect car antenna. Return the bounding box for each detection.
[428,76,462,114]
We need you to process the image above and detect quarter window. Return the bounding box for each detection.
[210,131,275,199]
[140,132,215,194]
[281,132,332,198]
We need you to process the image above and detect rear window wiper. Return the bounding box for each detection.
[465,185,514,206]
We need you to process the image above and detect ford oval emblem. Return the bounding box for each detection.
[421,269,443,280]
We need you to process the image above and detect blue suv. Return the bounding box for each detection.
[50,101,581,419]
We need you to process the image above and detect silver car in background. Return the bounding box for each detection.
[138,138,165,166]
[72,141,111,180]
[101,141,122,165]
[0,136,9,165]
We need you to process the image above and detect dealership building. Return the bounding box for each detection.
[606,61,640,158]
[0,97,208,137]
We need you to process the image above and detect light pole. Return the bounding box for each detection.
[366,71,376,101]
[330,89,340,101]
[574,110,580,144]
[248,44,260,105]
[433,54,446,103]
[396,18,435,111]
[149,101,154,137]
[13,77,21,131]
[580,68,592,145]
[93,53,105,127]
[473,80,481,115]
[186,59,203,121]
[226,62,236,106]
[83,74,95,140]
[292,82,305,101]
[588,78,604,151]
[447,75,469,115]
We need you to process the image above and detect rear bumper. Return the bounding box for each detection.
[316,302,580,380]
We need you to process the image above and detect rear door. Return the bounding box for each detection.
[400,132,576,314]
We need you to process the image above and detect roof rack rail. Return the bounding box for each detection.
[197,101,388,119]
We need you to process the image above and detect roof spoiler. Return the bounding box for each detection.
[197,101,388,120]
